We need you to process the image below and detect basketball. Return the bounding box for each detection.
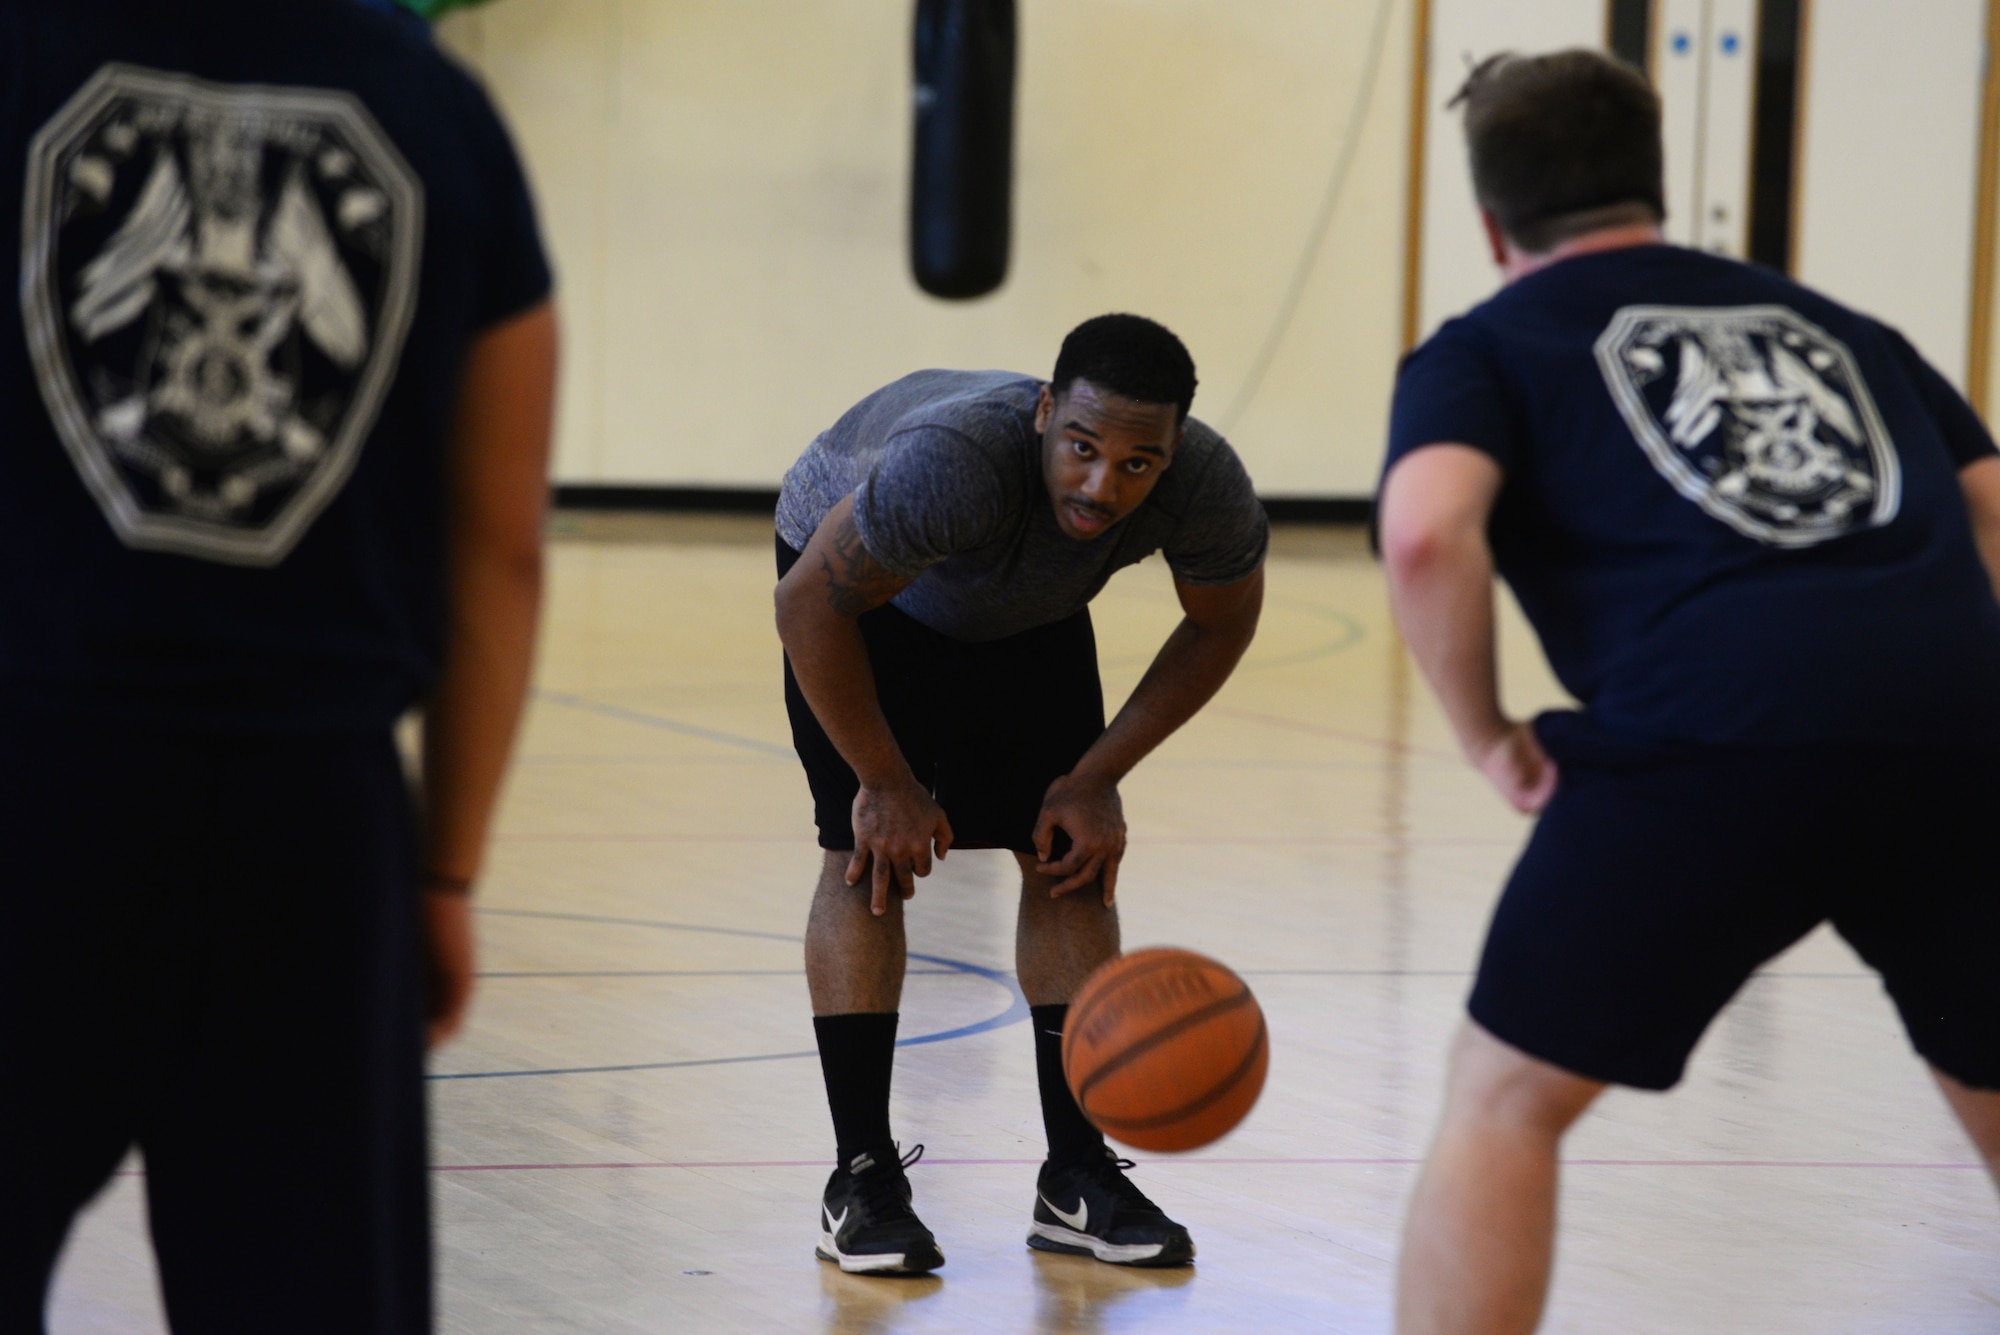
[1062,948,1269,1153]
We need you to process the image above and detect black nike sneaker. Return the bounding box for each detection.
[815,1144,944,1275]
[1026,1147,1195,1267]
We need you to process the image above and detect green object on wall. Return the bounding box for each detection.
[397,0,498,20]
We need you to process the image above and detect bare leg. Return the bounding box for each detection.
[1012,853,1119,1005]
[1396,1021,1605,1335]
[805,850,905,1014]
[1931,1065,2000,1194]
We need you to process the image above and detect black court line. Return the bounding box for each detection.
[1233,599,1367,673]
[477,967,966,979]
[532,689,794,759]
[1095,589,1368,675]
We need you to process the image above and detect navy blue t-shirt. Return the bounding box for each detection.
[1386,245,2000,749]
[0,0,551,730]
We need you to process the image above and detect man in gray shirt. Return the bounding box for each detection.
[774,314,1267,1276]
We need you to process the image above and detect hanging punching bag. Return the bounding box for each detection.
[909,0,1016,299]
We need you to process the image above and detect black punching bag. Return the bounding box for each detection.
[910,0,1016,299]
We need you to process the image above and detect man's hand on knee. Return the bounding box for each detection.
[848,779,954,915]
[1033,772,1126,904]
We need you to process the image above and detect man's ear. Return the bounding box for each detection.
[1478,209,1509,269]
[1035,384,1055,434]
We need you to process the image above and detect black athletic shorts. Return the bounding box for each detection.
[1470,710,2000,1091]
[0,710,428,1332]
[778,535,1106,852]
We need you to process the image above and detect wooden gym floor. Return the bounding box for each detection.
[48,513,2000,1333]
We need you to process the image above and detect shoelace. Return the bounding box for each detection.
[853,1142,925,1221]
[1082,1149,1161,1213]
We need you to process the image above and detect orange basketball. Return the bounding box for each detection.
[1062,947,1268,1153]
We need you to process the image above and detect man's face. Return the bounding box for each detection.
[1035,379,1183,541]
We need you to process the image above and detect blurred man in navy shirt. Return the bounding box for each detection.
[1379,49,2000,1334]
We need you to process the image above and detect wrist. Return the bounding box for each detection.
[1457,714,1516,764]
[423,869,475,896]
[1062,758,1125,792]
[856,765,920,793]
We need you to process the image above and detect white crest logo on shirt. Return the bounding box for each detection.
[20,64,423,565]
[1594,304,1899,547]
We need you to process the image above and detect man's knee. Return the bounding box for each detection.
[1014,855,1112,908]
[1020,877,1113,914]
[815,848,853,887]
[1443,1021,1604,1138]
[813,850,881,899]
[807,854,906,937]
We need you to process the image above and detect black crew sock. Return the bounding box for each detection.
[1032,1003,1106,1166]
[814,1012,900,1166]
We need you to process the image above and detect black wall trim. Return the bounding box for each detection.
[1607,0,1651,70]
[552,484,1374,525]
[554,485,781,512]
[1746,0,1804,273]
[1261,497,1373,524]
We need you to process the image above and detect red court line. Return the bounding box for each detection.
[490,833,1516,847]
[113,1157,1983,1180]
[423,1157,1984,1173]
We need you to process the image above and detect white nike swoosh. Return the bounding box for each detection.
[1041,1193,1088,1232]
[824,1203,848,1234]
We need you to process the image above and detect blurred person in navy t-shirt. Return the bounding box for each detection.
[0,2,555,1329]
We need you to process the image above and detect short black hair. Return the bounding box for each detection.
[1051,313,1198,421]
[1452,50,1665,254]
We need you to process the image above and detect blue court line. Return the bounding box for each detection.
[433,909,1027,1081]
[532,690,794,759]
[472,909,796,944]
[433,1049,821,1080]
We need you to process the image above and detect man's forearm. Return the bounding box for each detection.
[778,607,912,790]
[1384,528,1508,760]
[423,300,557,891]
[422,546,542,884]
[1974,520,2000,603]
[1072,611,1256,786]
[1961,458,2000,601]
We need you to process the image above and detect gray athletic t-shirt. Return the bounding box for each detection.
[776,369,1269,643]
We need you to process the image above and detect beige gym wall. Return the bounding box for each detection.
[1410,0,1605,344]
[437,0,1416,497]
[1793,0,1988,397]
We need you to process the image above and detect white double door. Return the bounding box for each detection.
[1653,0,1759,258]
[1408,0,1754,331]
[1414,0,1990,395]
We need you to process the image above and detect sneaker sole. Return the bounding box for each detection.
[817,1231,945,1275]
[1026,1221,1194,1267]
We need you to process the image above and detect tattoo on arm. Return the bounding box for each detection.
[818,514,908,617]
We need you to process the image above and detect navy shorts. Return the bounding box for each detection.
[778,536,1106,853]
[1470,711,2000,1091]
